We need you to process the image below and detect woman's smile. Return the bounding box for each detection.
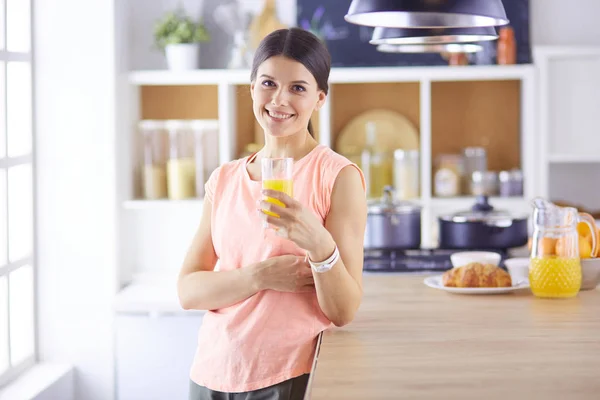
[265,107,295,122]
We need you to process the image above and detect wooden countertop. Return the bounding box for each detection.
[308,274,600,400]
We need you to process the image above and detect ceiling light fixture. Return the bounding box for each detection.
[370,26,497,45]
[376,43,483,54]
[345,0,509,28]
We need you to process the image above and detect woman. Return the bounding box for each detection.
[178,27,367,400]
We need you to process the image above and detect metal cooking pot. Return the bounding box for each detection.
[438,195,529,250]
[365,186,422,250]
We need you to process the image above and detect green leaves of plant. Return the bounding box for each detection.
[154,10,210,48]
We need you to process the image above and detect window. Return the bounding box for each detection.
[0,0,35,388]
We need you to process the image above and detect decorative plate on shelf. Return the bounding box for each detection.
[423,275,530,295]
[336,109,419,156]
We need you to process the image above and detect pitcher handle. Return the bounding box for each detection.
[577,213,598,258]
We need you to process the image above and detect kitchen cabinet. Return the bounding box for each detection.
[535,46,600,213]
[113,279,205,400]
[115,312,203,400]
[124,65,537,247]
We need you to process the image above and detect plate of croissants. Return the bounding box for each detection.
[424,262,530,294]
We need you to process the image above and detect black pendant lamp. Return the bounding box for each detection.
[370,26,497,45]
[345,0,509,28]
[376,43,483,53]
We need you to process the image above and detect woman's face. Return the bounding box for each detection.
[251,55,326,139]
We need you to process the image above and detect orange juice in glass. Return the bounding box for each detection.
[261,157,293,220]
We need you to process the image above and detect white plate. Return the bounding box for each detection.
[423,275,530,294]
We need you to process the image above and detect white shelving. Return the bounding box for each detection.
[126,64,537,177]
[122,199,203,210]
[430,196,530,209]
[121,196,528,213]
[548,154,600,164]
[124,63,538,247]
[129,69,250,86]
[129,64,534,86]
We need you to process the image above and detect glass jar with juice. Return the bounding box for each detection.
[530,198,598,298]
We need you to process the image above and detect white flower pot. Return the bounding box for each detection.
[165,44,201,71]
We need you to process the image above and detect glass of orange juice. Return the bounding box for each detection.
[261,157,293,224]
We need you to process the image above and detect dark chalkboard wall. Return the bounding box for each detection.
[296,0,531,67]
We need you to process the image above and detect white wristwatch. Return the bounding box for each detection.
[308,245,340,273]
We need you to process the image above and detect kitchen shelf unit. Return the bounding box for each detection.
[547,154,600,163]
[125,64,537,247]
[535,46,600,213]
[122,199,204,210]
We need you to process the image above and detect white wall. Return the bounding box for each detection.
[126,0,600,70]
[531,0,600,45]
[34,1,118,400]
[530,0,600,211]
[128,0,296,70]
[35,368,74,400]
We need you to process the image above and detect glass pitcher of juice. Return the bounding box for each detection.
[261,157,293,219]
[529,198,598,298]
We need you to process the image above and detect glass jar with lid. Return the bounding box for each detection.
[471,171,499,196]
[434,154,464,197]
[498,169,524,197]
[139,120,168,200]
[165,119,220,200]
[463,147,487,194]
[192,119,219,198]
[360,122,394,199]
[393,149,419,200]
[166,120,198,200]
[368,150,394,199]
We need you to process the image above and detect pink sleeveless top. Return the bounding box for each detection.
[189,145,365,392]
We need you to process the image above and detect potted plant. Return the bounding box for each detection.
[154,9,210,71]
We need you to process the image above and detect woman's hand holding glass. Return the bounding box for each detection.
[259,157,329,253]
[258,156,333,287]
[258,188,330,254]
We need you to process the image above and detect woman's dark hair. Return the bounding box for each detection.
[250,28,331,138]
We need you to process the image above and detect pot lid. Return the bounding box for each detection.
[440,195,524,223]
[368,186,421,214]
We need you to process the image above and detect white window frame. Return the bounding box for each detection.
[0,0,36,388]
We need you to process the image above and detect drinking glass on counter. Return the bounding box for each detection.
[261,157,293,222]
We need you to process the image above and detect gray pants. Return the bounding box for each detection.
[189,374,310,400]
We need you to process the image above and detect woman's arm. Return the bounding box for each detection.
[259,165,367,327]
[177,199,263,311]
[178,199,316,311]
[308,166,367,327]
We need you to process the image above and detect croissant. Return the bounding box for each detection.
[442,262,512,288]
